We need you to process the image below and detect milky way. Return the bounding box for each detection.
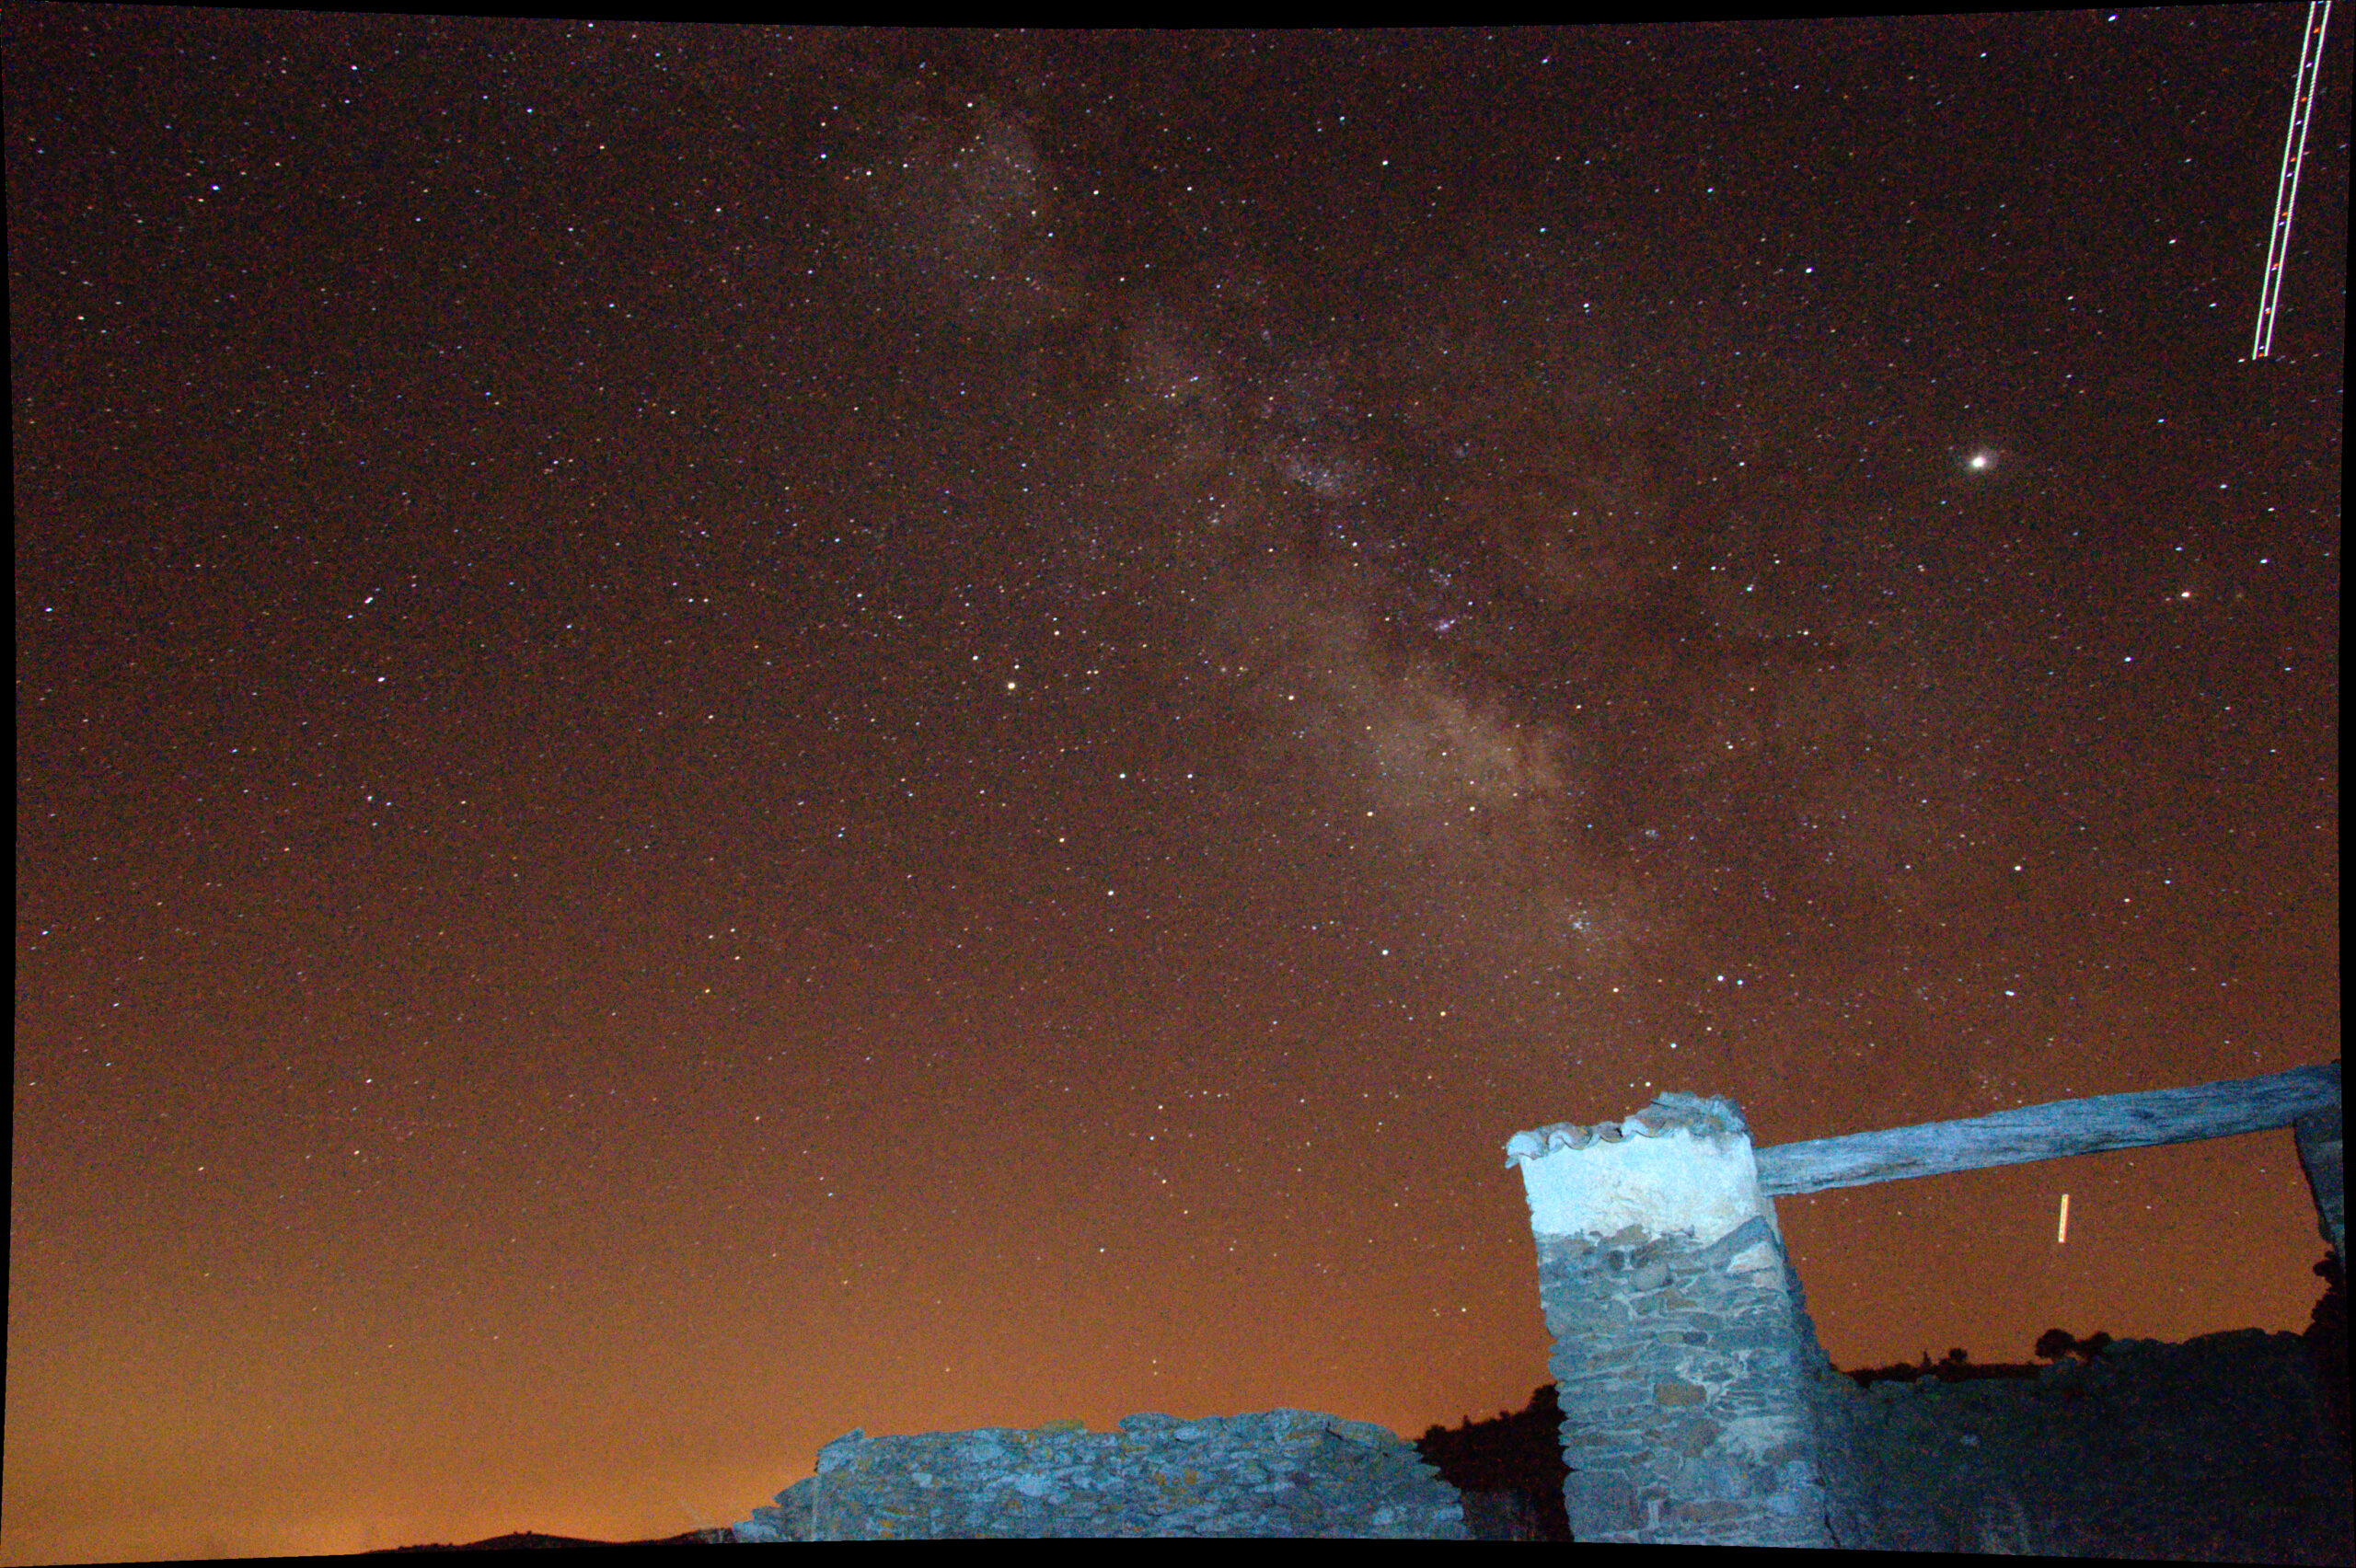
[9,16,2341,1561]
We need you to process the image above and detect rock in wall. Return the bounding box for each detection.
[732,1408,1472,1539]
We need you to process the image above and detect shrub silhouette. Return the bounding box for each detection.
[2035,1328,2115,1363]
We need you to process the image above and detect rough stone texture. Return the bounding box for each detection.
[731,1409,1470,1539]
[1813,1331,2354,1562]
[1514,1083,2349,1554]
[1513,1091,1835,1547]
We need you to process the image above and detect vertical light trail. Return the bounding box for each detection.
[2252,1,2333,359]
[2056,1192,2071,1245]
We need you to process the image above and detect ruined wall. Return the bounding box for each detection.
[1507,1091,1837,1546]
[730,1409,1470,1539]
[1814,1330,2353,1561]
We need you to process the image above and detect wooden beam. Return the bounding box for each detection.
[1754,1061,2341,1198]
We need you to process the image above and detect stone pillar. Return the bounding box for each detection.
[1507,1091,1834,1547]
[2293,1067,2343,1269]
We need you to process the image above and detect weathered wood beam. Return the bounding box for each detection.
[1754,1060,2341,1197]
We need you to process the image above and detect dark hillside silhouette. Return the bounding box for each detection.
[374,1528,731,1551]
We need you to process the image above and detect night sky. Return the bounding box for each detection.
[8,12,2344,1562]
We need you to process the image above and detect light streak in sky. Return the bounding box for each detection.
[2251,0,2333,360]
[2057,1191,2071,1245]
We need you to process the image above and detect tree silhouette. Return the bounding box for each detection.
[2033,1328,2114,1363]
[1414,1385,1571,1540]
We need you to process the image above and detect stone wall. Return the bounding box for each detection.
[1815,1331,2353,1561]
[1507,1082,2350,1555]
[1507,1091,1835,1546]
[730,1409,1470,1539]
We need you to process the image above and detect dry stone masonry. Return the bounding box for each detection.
[731,1409,1471,1539]
[1815,1331,2353,1559]
[1405,1323,2350,1553]
[1507,1071,2348,1556]
[1506,1090,1837,1546]
[722,1065,2339,1546]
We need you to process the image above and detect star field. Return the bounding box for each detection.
[7,14,2344,1561]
